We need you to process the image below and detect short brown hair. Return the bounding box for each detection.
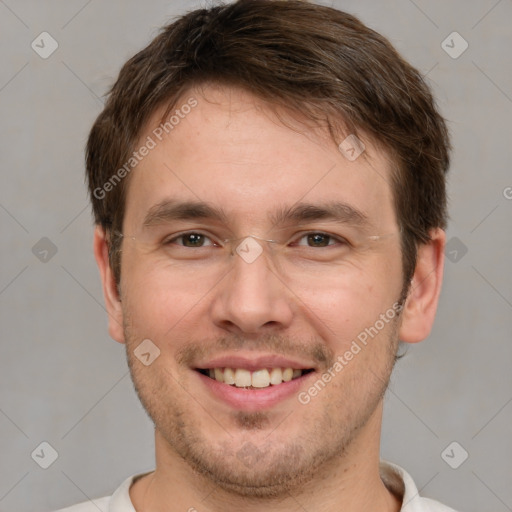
[86,0,450,292]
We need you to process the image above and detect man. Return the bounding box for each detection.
[58,0,457,510]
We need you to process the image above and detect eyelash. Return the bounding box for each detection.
[163,231,349,248]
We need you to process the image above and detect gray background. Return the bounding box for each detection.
[1,1,511,511]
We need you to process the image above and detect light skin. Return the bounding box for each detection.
[94,84,445,512]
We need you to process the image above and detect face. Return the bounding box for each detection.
[110,85,407,495]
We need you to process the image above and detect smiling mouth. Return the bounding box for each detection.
[196,367,314,389]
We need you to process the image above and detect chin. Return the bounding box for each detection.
[182,440,323,498]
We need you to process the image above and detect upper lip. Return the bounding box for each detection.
[194,353,317,372]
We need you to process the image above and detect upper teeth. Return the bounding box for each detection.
[208,367,303,388]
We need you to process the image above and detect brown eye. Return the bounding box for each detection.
[306,233,331,247]
[165,232,216,247]
[181,233,207,247]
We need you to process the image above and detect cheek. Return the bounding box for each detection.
[120,257,205,338]
[298,258,402,348]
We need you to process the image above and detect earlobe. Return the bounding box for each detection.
[398,228,446,344]
[93,226,126,344]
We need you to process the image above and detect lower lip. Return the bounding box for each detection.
[195,371,314,411]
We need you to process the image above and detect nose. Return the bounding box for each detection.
[210,241,294,334]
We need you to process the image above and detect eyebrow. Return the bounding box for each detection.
[270,202,370,228]
[143,200,228,227]
[142,199,370,229]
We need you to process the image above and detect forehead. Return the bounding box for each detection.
[123,84,397,233]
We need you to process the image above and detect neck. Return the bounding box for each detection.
[130,404,401,512]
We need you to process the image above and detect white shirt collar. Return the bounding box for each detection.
[106,461,457,512]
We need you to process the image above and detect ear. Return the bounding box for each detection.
[93,226,125,344]
[399,228,445,344]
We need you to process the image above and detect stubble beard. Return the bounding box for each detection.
[124,318,400,499]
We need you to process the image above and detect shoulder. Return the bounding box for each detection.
[380,460,460,512]
[419,497,460,512]
[52,496,110,512]
[50,472,149,512]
